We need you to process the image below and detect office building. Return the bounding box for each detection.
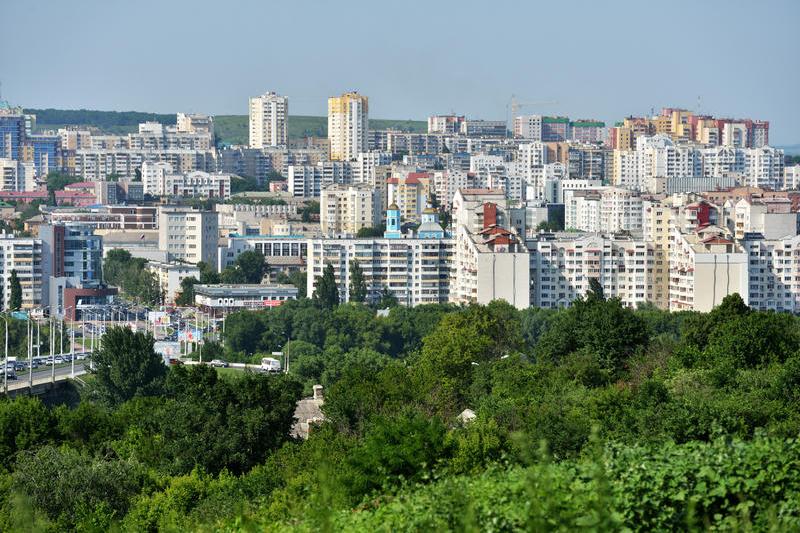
[195,284,298,316]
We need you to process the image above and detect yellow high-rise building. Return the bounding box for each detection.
[328,92,368,161]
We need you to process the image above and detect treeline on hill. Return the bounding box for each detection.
[1,288,800,530]
[25,108,176,134]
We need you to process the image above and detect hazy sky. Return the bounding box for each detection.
[2,0,799,144]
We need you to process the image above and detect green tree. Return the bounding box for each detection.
[90,327,166,406]
[302,200,320,222]
[377,286,398,309]
[234,250,267,283]
[276,270,307,298]
[535,220,563,232]
[348,260,367,303]
[9,269,22,310]
[197,261,220,284]
[356,226,385,238]
[175,276,199,306]
[313,263,339,309]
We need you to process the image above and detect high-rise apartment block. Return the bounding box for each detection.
[428,115,464,134]
[249,92,289,148]
[328,92,368,161]
[320,184,380,236]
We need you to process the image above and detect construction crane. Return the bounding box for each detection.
[509,95,558,118]
[506,95,558,137]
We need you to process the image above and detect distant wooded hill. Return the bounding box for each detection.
[24,108,427,146]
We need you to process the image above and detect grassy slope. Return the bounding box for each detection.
[25,108,426,146]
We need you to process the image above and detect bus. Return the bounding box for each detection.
[260,357,282,373]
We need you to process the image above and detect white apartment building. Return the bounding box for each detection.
[306,236,453,306]
[428,115,464,134]
[144,168,232,199]
[0,158,35,191]
[146,261,201,303]
[320,184,380,236]
[353,152,392,185]
[725,198,797,240]
[513,115,543,140]
[0,233,43,310]
[452,189,507,234]
[450,224,530,309]
[742,234,800,313]
[701,146,784,189]
[783,165,800,190]
[612,134,701,192]
[529,233,652,309]
[176,113,214,136]
[668,226,748,312]
[74,149,216,181]
[287,162,352,197]
[158,207,219,265]
[249,92,289,148]
[328,92,368,161]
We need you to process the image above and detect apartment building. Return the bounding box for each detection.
[74,148,215,181]
[528,233,652,309]
[0,158,35,191]
[668,226,748,312]
[513,115,543,140]
[144,169,232,198]
[741,234,800,313]
[306,235,453,306]
[249,92,289,148]
[725,198,797,240]
[428,115,464,134]
[287,161,352,197]
[0,233,43,310]
[320,184,380,236]
[570,120,605,143]
[460,120,507,137]
[451,189,507,234]
[564,187,642,233]
[784,165,800,190]
[158,207,219,265]
[328,92,368,161]
[643,196,720,309]
[450,224,530,309]
[146,261,201,303]
[387,172,431,223]
[176,113,214,137]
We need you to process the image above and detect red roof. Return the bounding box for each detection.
[64,181,96,190]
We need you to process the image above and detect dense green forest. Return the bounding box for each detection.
[1,289,800,531]
[25,108,427,145]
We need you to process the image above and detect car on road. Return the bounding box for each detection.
[54,356,64,364]
[209,359,228,368]
[167,358,183,366]
[2,368,17,380]
[76,353,88,360]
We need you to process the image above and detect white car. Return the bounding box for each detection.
[260,357,282,373]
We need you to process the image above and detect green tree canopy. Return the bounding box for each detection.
[313,263,339,309]
[348,260,367,303]
[9,269,22,310]
[90,327,166,406]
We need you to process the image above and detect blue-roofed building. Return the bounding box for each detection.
[383,203,402,239]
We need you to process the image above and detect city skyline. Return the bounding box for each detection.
[2,0,799,145]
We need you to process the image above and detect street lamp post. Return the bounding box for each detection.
[2,313,8,395]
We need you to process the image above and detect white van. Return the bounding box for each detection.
[260,357,282,373]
